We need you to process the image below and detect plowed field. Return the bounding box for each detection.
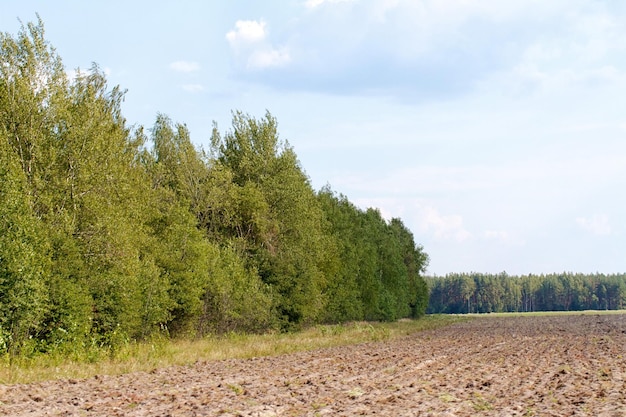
[1,314,625,416]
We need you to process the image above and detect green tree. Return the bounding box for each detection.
[316,188,363,323]
[199,244,275,334]
[145,114,276,336]
[211,111,332,328]
[1,18,168,347]
[0,132,50,354]
[2,18,435,354]
[317,187,429,321]
[149,114,211,217]
[139,187,207,336]
[389,218,429,318]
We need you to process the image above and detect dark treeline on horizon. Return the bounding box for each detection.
[0,20,429,355]
[427,272,626,314]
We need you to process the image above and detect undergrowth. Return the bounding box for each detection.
[0,315,467,385]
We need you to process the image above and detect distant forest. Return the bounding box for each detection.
[427,272,626,314]
[0,20,429,355]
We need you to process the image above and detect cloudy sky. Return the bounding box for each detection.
[2,1,625,275]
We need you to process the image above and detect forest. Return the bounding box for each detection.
[0,20,430,355]
[427,272,626,314]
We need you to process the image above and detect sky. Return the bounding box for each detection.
[2,0,625,276]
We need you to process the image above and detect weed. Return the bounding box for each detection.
[0,315,467,384]
[471,393,493,411]
[598,367,611,379]
[311,401,327,410]
[439,393,458,403]
[346,387,365,399]
[227,383,245,395]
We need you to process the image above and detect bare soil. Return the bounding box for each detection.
[1,314,625,416]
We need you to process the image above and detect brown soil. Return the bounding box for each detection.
[1,314,625,416]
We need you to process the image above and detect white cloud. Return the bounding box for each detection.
[226,19,290,71]
[304,0,356,9]
[483,230,526,246]
[170,61,200,73]
[352,197,397,222]
[484,230,509,240]
[223,0,626,100]
[419,206,471,242]
[478,4,626,99]
[248,48,291,69]
[333,165,497,196]
[182,84,204,92]
[350,197,469,242]
[576,214,612,236]
[226,20,267,47]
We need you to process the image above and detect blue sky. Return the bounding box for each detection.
[2,1,625,275]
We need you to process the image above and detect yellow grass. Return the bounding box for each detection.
[0,315,467,385]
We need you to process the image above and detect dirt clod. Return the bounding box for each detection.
[1,314,625,416]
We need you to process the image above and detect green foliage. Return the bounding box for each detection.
[316,187,430,323]
[211,111,334,329]
[1,18,158,349]
[427,272,626,314]
[0,131,50,354]
[0,18,431,357]
[199,244,275,334]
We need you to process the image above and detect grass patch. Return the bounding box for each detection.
[0,315,467,385]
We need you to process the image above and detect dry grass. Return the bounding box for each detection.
[0,315,467,385]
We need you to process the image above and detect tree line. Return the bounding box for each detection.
[427,272,626,314]
[0,19,429,355]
